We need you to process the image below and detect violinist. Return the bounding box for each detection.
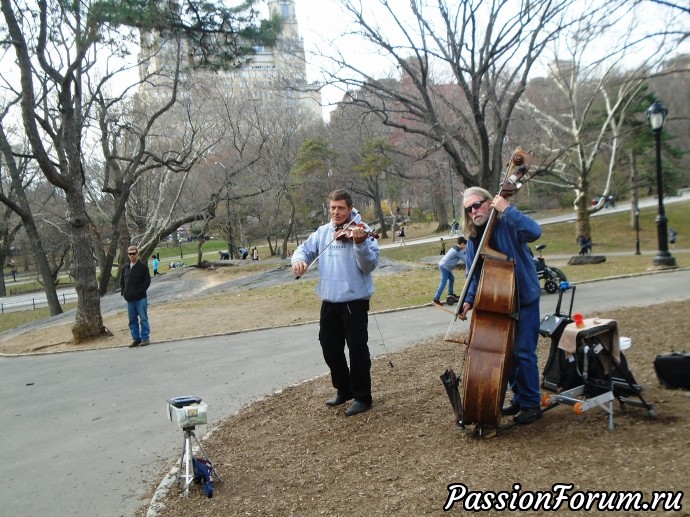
[460,187,543,425]
[291,189,380,417]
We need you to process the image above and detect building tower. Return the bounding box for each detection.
[137,0,322,122]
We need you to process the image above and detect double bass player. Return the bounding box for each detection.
[460,186,543,425]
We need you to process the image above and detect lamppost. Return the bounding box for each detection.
[634,208,640,255]
[646,101,676,268]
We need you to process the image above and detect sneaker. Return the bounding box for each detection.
[432,299,442,306]
[513,406,543,425]
[448,293,460,302]
[128,339,141,348]
[140,339,150,347]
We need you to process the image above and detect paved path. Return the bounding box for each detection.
[1,268,689,516]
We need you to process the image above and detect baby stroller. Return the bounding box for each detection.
[539,284,655,430]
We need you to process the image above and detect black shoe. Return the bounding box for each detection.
[325,392,352,407]
[128,340,141,348]
[140,339,150,347]
[501,402,520,416]
[513,406,543,425]
[345,400,371,417]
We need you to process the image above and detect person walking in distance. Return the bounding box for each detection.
[460,187,543,425]
[433,236,467,306]
[398,226,406,246]
[152,254,160,276]
[291,189,379,417]
[120,245,151,348]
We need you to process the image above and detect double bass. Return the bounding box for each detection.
[449,147,535,430]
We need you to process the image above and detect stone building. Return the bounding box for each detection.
[136,0,322,123]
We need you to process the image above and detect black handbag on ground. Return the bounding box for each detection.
[653,352,690,390]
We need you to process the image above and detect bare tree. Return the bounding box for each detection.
[313,0,610,191]
[0,148,25,297]
[241,94,323,256]
[327,99,425,237]
[0,0,278,340]
[517,3,673,246]
[0,107,64,313]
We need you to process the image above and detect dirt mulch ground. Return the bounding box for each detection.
[137,300,690,517]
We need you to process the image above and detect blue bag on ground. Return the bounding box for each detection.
[192,457,214,497]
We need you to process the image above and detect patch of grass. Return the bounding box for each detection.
[0,303,77,334]
[380,242,440,262]
[537,201,690,255]
[5,277,76,296]
[372,268,440,309]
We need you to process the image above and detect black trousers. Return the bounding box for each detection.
[319,299,372,405]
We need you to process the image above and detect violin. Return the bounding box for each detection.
[335,222,379,242]
[294,219,378,280]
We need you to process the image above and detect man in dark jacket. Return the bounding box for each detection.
[120,245,151,348]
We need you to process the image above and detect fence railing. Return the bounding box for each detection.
[0,291,78,314]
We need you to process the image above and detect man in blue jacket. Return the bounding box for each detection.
[291,189,379,416]
[120,245,152,348]
[460,186,543,425]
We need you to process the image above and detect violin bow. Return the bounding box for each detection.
[294,217,359,280]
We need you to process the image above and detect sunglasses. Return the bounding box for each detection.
[128,252,137,256]
[464,199,487,214]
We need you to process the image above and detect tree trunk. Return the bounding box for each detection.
[375,203,388,239]
[432,185,449,233]
[574,178,592,250]
[25,218,63,316]
[0,257,6,297]
[370,189,388,240]
[226,209,236,259]
[98,235,119,296]
[196,219,212,265]
[66,186,105,342]
[281,195,297,259]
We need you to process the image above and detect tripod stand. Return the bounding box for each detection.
[177,425,221,496]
